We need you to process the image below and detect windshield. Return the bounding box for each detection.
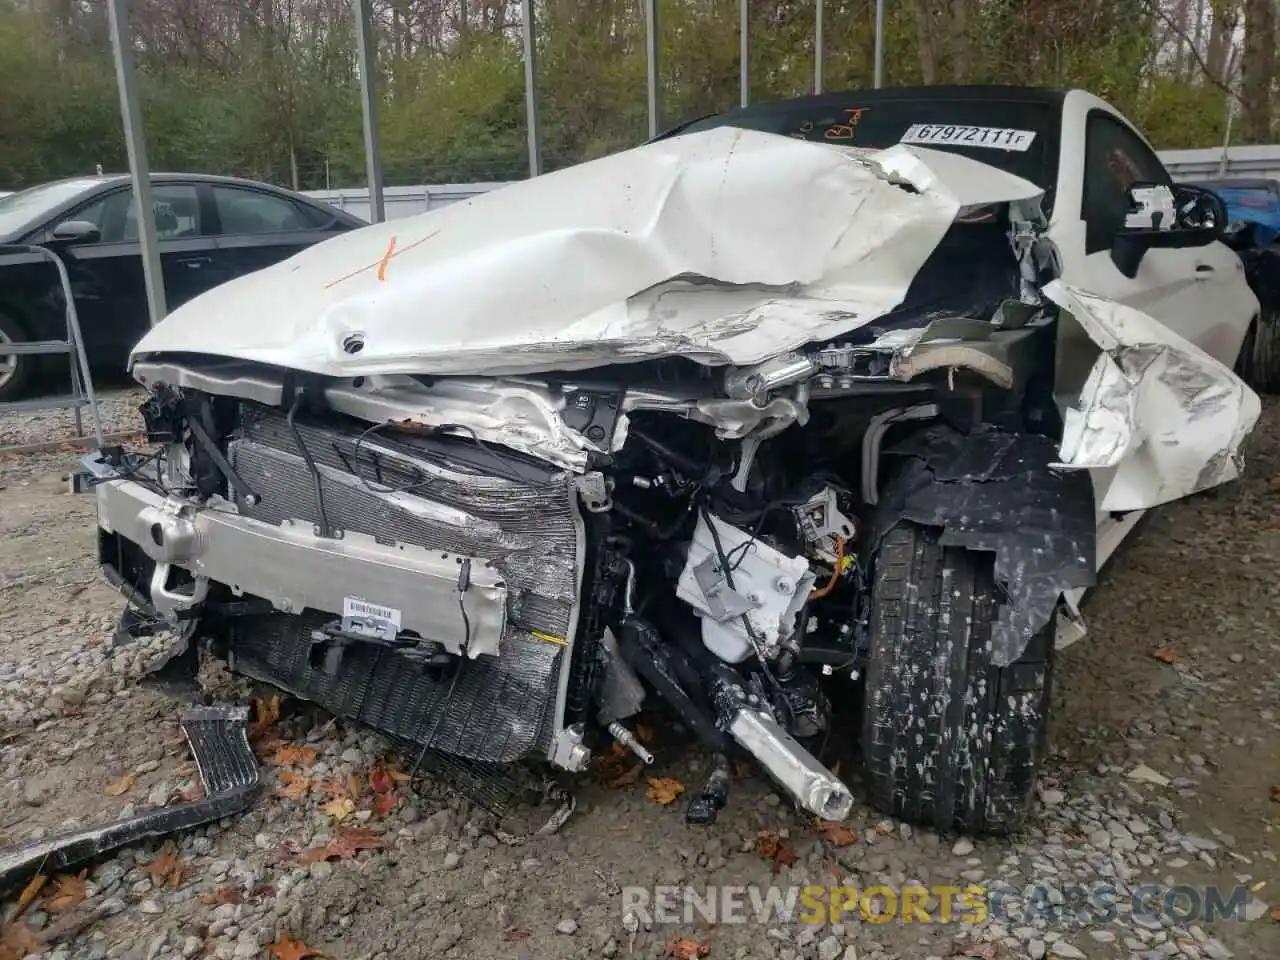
[0,179,99,237]
[675,95,1056,190]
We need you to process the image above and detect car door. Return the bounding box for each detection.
[1050,104,1255,367]
[44,182,232,361]
[206,184,343,280]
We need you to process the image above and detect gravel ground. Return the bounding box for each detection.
[0,392,1278,960]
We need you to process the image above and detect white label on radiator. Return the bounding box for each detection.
[342,596,403,639]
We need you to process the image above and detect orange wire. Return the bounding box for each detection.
[809,535,845,600]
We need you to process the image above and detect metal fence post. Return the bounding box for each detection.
[645,0,660,139]
[521,0,543,176]
[106,0,166,326]
[873,0,885,88]
[814,0,824,94]
[353,0,386,223]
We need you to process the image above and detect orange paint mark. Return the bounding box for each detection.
[323,229,441,289]
[376,236,397,282]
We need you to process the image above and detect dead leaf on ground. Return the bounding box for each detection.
[948,944,999,960]
[1270,784,1280,803]
[45,872,88,913]
[347,774,362,798]
[755,831,799,874]
[278,771,312,801]
[665,936,711,959]
[265,934,322,960]
[13,875,46,920]
[103,771,138,797]
[813,818,858,848]
[295,826,385,864]
[174,782,205,803]
[371,792,399,818]
[0,921,43,960]
[273,744,319,769]
[249,695,281,738]
[502,927,531,942]
[320,796,355,822]
[1150,646,1179,665]
[201,886,244,907]
[145,840,186,889]
[647,777,685,805]
[368,766,394,794]
[634,716,656,745]
[609,763,644,787]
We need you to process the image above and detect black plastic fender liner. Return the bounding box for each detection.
[870,423,1096,667]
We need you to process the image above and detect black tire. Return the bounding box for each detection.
[0,310,35,403]
[861,522,1054,835]
[1235,310,1280,394]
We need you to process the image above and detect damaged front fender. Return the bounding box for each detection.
[1047,281,1262,511]
[874,425,1097,667]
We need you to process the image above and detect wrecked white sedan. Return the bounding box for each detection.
[84,86,1260,836]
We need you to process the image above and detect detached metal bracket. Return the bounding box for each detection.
[0,706,260,896]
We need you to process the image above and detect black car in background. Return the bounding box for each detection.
[0,173,365,401]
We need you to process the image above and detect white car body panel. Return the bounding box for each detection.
[130,126,1259,518]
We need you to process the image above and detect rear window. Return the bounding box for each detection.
[675,96,1056,190]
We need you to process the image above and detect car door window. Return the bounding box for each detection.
[1081,111,1172,255]
[73,185,202,243]
[211,186,328,235]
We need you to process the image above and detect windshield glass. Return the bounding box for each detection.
[675,95,1055,189]
[0,179,99,237]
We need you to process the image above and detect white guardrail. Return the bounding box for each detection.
[301,146,1280,223]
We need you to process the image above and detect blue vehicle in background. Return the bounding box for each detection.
[1192,178,1280,392]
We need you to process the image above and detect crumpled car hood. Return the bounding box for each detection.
[130,129,1042,376]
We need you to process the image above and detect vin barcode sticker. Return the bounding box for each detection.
[342,596,403,638]
[900,123,1036,152]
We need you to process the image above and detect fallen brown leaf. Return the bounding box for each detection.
[295,826,385,864]
[665,936,711,960]
[273,744,319,769]
[45,873,88,913]
[13,875,46,920]
[320,796,355,822]
[103,771,138,797]
[647,777,686,805]
[144,840,186,889]
[755,831,799,874]
[813,818,858,848]
[278,771,312,801]
[371,792,399,818]
[200,886,244,907]
[1271,784,1280,803]
[347,774,362,798]
[1150,646,1179,665]
[265,934,322,960]
[502,927,531,942]
[608,762,644,787]
[634,716,656,745]
[250,695,281,738]
[1271,904,1280,923]
[0,921,43,960]
[948,944,999,960]
[368,766,394,794]
[174,782,205,803]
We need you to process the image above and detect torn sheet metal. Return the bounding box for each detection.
[129,131,1044,378]
[874,424,1097,667]
[1046,281,1262,511]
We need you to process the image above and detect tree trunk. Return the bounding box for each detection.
[914,0,938,83]
[1240,0,1275,142]
[952,0,970,82]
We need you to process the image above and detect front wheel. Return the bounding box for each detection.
[1235,309,1280,394]
[860,522,1054,835]
[0,310,35,403]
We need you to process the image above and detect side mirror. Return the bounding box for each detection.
[48,220,102,245]
[1110,184,1226,279]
